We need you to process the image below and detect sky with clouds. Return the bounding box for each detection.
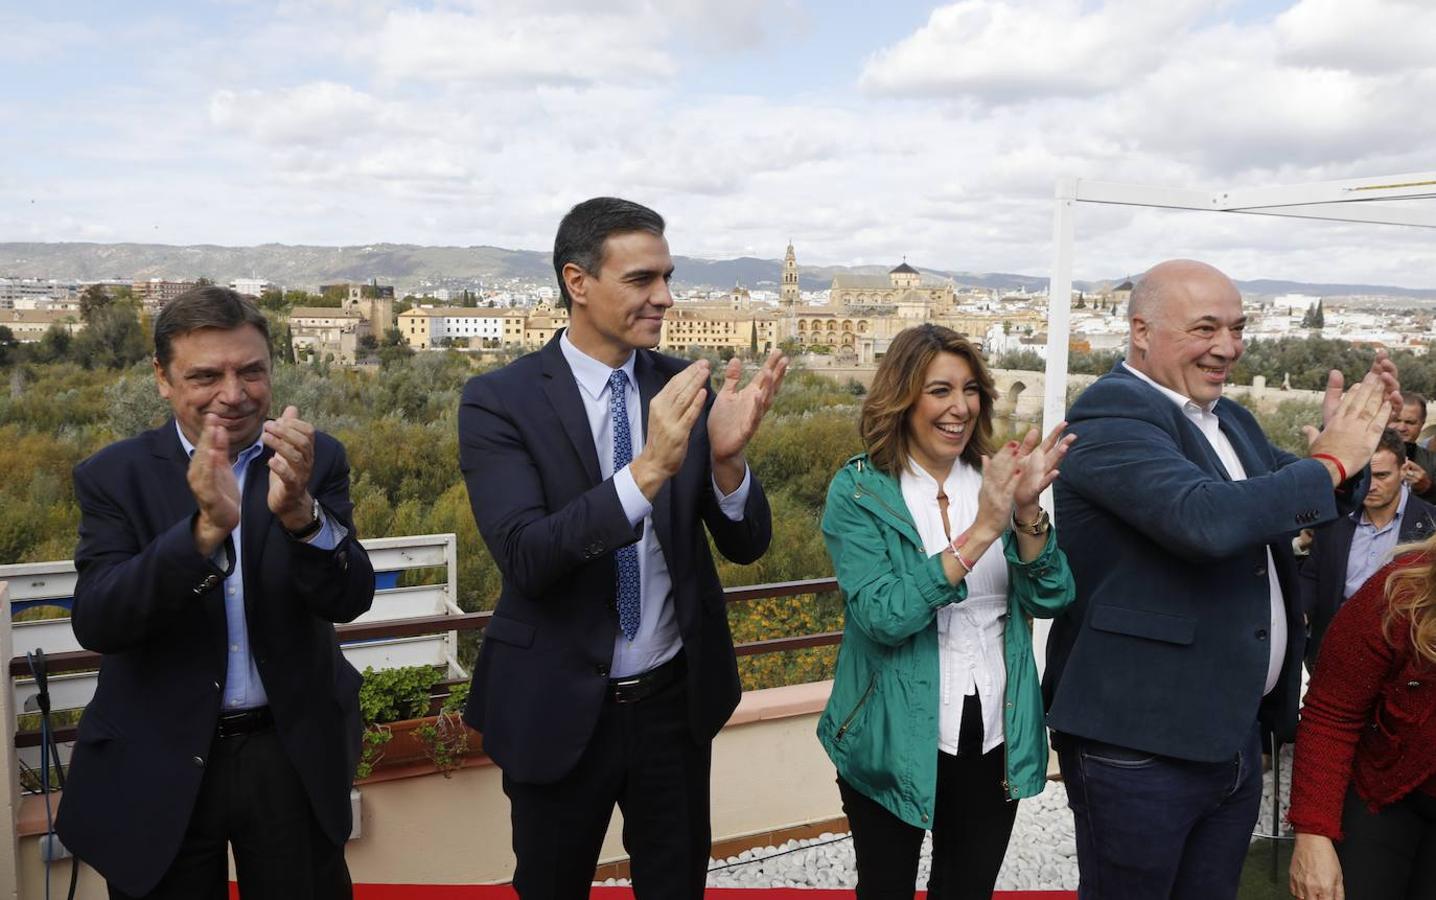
[4,0,1435,286]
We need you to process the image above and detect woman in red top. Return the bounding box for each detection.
[1289,548,1436,900]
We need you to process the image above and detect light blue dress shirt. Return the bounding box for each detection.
[1344,484,1410,600]
[558,333,750,678]
[176,422,344,710]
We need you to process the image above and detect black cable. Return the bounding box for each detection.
[705,832,854,873]
[27,650,78,900]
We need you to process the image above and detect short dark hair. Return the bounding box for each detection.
[1401,391,1428,424]
[154,286,271,371]
[859,324,998,477]
[1377,428,1407,464]
[552,197,665,310]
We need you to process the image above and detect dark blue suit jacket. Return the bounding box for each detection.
[1045,363,1338,761]
[56,421,374,896]
[458,334,772,784]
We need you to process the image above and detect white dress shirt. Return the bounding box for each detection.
[1123,362,1287,695]
[559,332,751,678]
[900,458,1009,755]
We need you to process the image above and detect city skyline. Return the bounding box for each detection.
[5,0,1435,287]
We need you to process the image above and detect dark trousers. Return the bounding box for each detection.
[1056,723,1263,900]
[503,674,711,899]
[1337,785,1436,900]
[108,727,351,900]
[838,693,1018,900]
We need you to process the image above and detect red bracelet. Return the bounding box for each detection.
[1311,453,1347,483]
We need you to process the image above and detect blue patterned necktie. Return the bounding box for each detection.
[609,369,641,641]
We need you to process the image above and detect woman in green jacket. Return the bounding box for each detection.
[817,324,1077,899]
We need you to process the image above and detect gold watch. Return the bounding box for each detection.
[1012,508,1050,536]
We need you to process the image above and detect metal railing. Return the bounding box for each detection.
[1,539,839,762]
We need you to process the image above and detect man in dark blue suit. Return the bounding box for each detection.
[1045,259,1394,899]
[57,287,374,898]
[458,197,786,898]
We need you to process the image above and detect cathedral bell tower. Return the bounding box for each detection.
[780,241,800,310]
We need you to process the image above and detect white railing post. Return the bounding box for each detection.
[0,582,20,900]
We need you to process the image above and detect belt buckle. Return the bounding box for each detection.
[611,676,644,704]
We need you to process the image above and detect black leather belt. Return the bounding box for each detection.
[215,706,273,738]
[607,654,685,704]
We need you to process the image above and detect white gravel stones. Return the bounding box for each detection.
[601,781,1079,891]
[601,755,1291,892]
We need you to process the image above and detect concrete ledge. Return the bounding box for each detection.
[727,680,831,727]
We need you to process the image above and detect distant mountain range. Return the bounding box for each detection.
[3,242,1434,301]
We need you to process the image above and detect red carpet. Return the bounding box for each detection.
[345,889,1071,898]
[232,887,1073,898]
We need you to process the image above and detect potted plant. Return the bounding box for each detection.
[355,665,479,779]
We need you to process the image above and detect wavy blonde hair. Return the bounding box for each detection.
[1381,537,1436,666]
[858,324,998,478]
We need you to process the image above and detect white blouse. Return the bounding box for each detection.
[900,458,1008,756]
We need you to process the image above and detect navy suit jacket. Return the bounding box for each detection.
[56,421,374,896]
[1299,491,1436,668]
[1045,363,1340,761]
[458,334,772,784]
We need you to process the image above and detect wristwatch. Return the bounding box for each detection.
[1012,507,1051,536]
[285,496,323,541]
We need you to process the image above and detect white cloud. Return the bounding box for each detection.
[209,82,388,145]
[858,0,1210,102]
[374,7,676,86]
[1276,0,1436,73]
[7,1,1436,290]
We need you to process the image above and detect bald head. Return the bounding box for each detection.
[1126,259,1246,405]
[1127,260,1240,327]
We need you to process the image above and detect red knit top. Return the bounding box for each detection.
[1288,554,1436,840]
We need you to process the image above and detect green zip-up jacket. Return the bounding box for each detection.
[816,453,1076,829]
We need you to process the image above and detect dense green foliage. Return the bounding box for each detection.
[0,333,1393,689]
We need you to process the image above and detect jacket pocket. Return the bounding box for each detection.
[1089,605,1196,646]
[483,614,536,649]
[834,672,878,743]
[74,707,121,744]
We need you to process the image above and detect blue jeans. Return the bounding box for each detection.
[1057,724,1263,900]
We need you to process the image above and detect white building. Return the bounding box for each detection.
[230,278,273,298]
[0,278,77,309]
[395,307,527,349]
[1273,293,1320,315]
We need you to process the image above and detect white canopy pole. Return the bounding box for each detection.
[1042,177,1077,444]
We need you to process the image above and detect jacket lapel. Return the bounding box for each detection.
[539,333,603,485]
[147,420,229,651]
[1214,401,1266,477]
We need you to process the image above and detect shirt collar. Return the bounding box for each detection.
[560,330,636,402]
[174,420,266,465]
[1122,361,1218,415]
[903,456,972,491]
